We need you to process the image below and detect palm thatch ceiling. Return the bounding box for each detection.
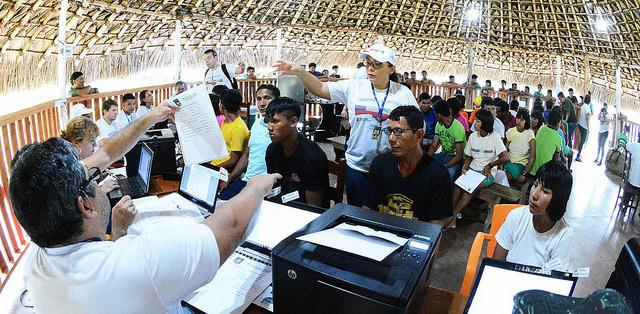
[1,0,640,108]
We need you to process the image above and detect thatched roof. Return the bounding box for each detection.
[1,0,639,108]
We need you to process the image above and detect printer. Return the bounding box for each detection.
[271,204,441,314]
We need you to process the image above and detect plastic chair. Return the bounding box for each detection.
[459,204,522,295]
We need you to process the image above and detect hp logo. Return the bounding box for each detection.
[287,269,297,280]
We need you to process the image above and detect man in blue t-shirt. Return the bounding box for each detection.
[419,92,437,147]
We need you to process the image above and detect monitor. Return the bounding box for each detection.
[178,163,220,213]
[138,143,154,191]
[465,258,578,314]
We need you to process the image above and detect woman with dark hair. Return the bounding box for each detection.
[530,111,545,135]
[449,109,509,228]
[494,160,573,271]
[504,109,536,183]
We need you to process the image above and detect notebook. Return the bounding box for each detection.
[464,258,578,314]
[110,143,154,199]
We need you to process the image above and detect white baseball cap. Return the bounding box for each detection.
[70,104,93,119]
[359,44,397,66]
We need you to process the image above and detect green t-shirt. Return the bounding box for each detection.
[68,88,79,97]
[435,119,466,156]
[562,98,577,123]
[618,133,629,146]
[531,125,562,175]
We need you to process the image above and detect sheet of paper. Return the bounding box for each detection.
[296,222,408,261]
[108,167,127,177]
[494,169,510,187]
[245,200,320,250]
[455,170,487,193]
[252,285,273,312]
[171,85,228,165]
[127,194,204,236]
[184,250,272,314]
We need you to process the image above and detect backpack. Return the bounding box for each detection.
[205,64,238,90]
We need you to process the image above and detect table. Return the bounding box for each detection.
[327,135,346,161]
[243,287,468,314]
[148,175,180,196]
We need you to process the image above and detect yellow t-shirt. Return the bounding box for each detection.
[211,117,250,165]
[505,127,535,165]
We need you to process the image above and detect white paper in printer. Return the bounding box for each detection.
[296,223,409,261]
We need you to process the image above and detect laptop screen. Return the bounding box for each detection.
[465,259,577,314]
[244,201,321,251]
[138,143,153,188]
[179,164,219,208]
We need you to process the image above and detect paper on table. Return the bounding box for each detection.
[184,250,272,314]
[455,170,487,193]
[171,85,228,165]
[296,223,408,261]
[127,194,204,236]
[245,200,320,250]
[252,285,273,312]
[494,169,510,187]
[108,167,127,177]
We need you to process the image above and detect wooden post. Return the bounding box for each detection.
[466,40,474,109]
[276,28,282,60]
[555,55,562,96]
[378,34,384,45]
[615,60,622,140]
[57,0,69,126]
[173,19,182,80]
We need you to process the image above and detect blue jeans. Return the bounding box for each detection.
[345,166,371,207]
[433,153,461,190]
[219,180,247,200]
[567,123,578,149]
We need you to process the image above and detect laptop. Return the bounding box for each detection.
[464,258,578,314]
[110,143,154,199]
[176,163,221,215]
[184,201,324,313]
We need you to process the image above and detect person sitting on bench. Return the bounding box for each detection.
[450,109,509,229]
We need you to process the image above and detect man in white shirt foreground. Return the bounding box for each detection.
[95,99,119,147]
[9,102,280,313]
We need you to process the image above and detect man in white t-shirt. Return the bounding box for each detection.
[274,44,419,206]
[9,102,279,313]
[136,89,154,118]
[575,94,592,162]
[95,99,119,147]
[115,93,137,131]
[203,49,245,92]
[623,142,640,207]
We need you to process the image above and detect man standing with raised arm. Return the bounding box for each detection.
[203,49,245,92]
[274,44,418,206]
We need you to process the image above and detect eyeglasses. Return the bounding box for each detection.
[383,128,416,136]
[79,167,101,197]
[363,59,386,69]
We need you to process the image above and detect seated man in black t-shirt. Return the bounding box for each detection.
[364,106,452,226]
[265,97,329,207]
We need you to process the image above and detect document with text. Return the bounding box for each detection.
[455,170,487,193]
[170,85,228,165]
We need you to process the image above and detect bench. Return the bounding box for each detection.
[477,183,525,231]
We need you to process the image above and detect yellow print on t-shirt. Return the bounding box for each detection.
[378,194,417,220]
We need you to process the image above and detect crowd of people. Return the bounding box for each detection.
[11,44,614,311]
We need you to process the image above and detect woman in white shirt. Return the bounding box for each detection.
[494,160,573,271]
[504,109,536,183]
[450,109,509,228]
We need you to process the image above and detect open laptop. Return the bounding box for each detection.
[110,143,154,199]
[184,201,324,313]
[464,258,578,314]
[176,163,221,215]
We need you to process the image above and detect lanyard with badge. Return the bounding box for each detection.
[371,83,390,139]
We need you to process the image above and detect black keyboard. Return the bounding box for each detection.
[120,178,145,197]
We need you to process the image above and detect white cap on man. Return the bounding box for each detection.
[359,44,397,66]
[70,104,93,119]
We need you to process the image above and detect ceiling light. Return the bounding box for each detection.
[466,8,481,22]
[595,17,608,32]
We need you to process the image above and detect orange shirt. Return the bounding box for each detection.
[468,108,480,124]
[459,110,469,121]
